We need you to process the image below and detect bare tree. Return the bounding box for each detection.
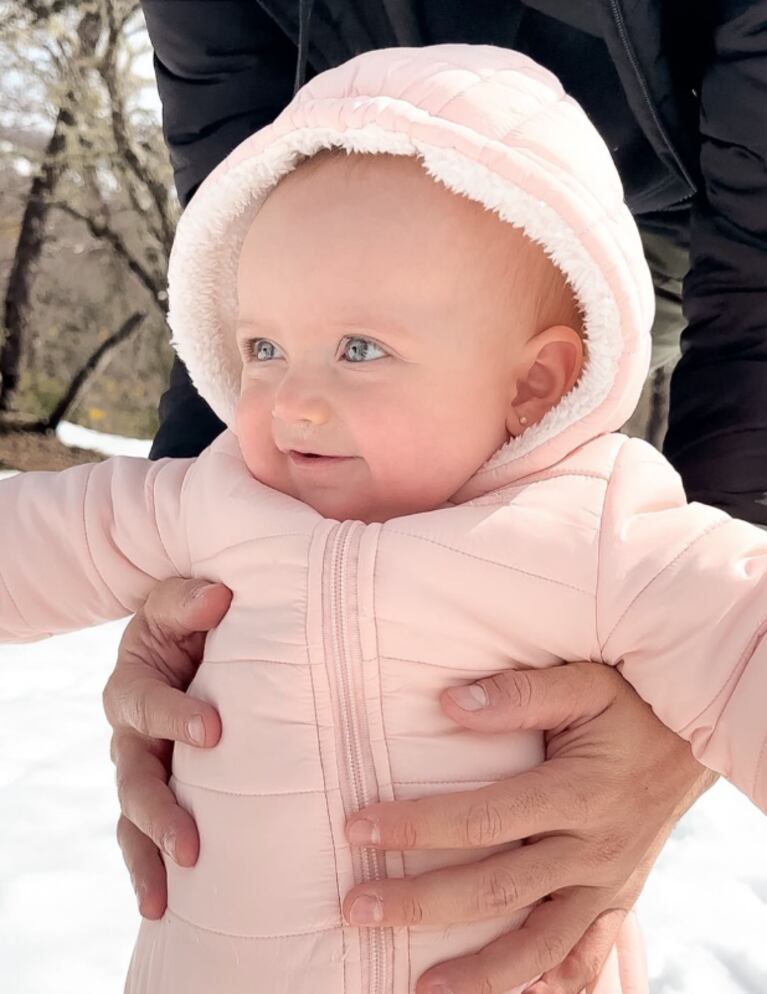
[0,2,102,411]
[0,0,176,431]
[37,310,145,431]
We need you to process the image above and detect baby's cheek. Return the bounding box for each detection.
[235,388,276,478]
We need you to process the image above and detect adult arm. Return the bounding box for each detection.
[665,0,767,525]
[141,0,297,458]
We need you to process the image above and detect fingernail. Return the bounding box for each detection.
[135,881,148,912]
[186,714,205,746]
[347,818,380,846]
[130,873,144,903]
[447,683,488,710]
[347,894,383,925]
[191,582,214,600]
[162,829,176,861]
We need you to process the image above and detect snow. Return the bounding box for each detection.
[1,428,767,992]
[0,623,138,994]
[56,421,152,458]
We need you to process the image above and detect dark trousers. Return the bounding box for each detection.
[623,228,688,448]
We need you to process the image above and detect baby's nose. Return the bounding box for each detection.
[271,372,332,427]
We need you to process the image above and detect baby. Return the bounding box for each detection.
[2,44,766,994]
[233,148,583,524]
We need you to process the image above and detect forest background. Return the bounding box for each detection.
[0,0,172,470]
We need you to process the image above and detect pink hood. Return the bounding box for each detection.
[167,43,654,498]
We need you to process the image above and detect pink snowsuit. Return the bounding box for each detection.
[2,44,767,994]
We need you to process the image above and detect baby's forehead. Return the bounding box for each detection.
[241,150,568,310]
[257,149,532,256]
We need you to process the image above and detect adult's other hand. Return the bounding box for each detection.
[343,662,716,994]
[102,577,232,918]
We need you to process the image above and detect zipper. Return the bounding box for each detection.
[325,520,389,994]
[608,0,696,191]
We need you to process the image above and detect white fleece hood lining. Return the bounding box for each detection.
[168,125,624,473]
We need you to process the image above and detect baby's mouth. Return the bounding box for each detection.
[288,450,354,465]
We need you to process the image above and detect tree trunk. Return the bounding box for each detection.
[0,7,102,413]
[39,311,145,432]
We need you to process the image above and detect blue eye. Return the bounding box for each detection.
[249,339,284,361]
[342,336,387,363]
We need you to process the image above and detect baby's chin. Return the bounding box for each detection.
[297,489,395,524]
[248,462,384,521]
[297,485,451,524]
[241,450,450,522]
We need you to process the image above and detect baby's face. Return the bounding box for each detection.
[235,154,535,523]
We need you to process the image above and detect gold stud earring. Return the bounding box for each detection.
[519,415,528,426]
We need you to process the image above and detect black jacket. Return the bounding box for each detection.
[143,0,767,525]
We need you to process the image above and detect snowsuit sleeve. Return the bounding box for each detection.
[596,437,767,812]
[0,456,192,642]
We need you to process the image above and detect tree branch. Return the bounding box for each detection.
[51,201,167,315]
[100,0,174,252]
[37,309,145,431]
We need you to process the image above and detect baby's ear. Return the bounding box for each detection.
[507,326,584,434]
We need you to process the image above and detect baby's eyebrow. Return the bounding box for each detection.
[336,317,415,341]
[235,319,274,336]
[236,317,415,341]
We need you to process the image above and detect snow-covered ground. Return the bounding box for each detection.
[56,420,152,458]
[1,426,766,993]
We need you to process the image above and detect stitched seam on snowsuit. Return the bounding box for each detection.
[147,462,191,576]
[461,470,611,504]
[378,653,577,673]
[171,777,331,798]
[81,464,130,614]
[755,725,767,808]
[593,439,629,660]
[192,533,311,568]
[306,527,348,994]
[0,559,33,631]
[165,907,342,939]
[393,778,511,786]
[601,516,730,651]
[368,527,407,992]
[596,439,730,652]
[202,656,311,667]
[677,615,767,799]
[386,530,591,594]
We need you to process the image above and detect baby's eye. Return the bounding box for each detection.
[247,338,284,361]
[341,336,387,363]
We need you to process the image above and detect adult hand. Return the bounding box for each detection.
[342,662,716,994]
[102,577,232,918]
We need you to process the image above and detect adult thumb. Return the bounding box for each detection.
[440,660,621,734]
[142,577,232,638]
